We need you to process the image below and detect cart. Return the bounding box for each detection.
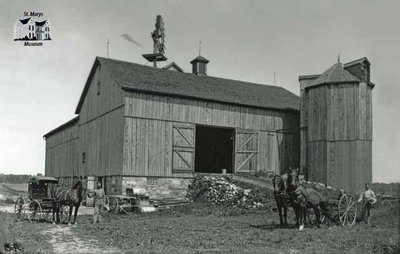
[308,192,358,226]
[14,176,69,223]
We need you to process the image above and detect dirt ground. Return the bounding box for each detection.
[0,199,399,254]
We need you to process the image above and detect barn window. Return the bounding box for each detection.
[97,81,101,95]
[82,152,86,164]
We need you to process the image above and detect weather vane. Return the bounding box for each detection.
[142,15,167,67]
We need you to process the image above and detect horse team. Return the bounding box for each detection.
[273,168,331,231]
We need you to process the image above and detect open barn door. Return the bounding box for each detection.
[172,124,195,173]
[235,129,259,173]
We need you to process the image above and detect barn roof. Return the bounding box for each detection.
[309,62,360,87]
[43,116,79,138]
[75,57,299,113]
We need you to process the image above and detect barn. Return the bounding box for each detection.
[44,56,300,198]
[299,57,373,193]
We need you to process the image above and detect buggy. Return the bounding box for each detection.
[14,176,69,223]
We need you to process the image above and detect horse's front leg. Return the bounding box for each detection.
[68,205,73,225]
[293,204,299,228]
[299,206,305,231]
[277,204,283,225]
[283,205,288,225]
[73,204,80,225]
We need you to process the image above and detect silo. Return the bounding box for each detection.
[299,58,373,193]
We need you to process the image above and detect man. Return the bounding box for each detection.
[87,182,106,224]
[357,183,377,224]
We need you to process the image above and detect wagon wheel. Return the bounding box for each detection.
[27,200,43,223]
[59,206,70,223]
[14,197,26,221]
[338,194,357,226]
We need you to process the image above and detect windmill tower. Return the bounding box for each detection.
[142,15,167,67]
[299,57,373,193]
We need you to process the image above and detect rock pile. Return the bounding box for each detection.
[187,176,264,209]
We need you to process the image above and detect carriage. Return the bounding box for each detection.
[14,176,69,223]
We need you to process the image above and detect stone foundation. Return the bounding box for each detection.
[122,177,193,199]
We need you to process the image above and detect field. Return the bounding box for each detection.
[0,199,399,253]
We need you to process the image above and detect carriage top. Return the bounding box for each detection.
[28,176,58,200]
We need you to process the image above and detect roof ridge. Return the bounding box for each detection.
[97,56,289,91]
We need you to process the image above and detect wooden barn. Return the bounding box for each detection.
[299,57,373,193]
[44,56,300,198]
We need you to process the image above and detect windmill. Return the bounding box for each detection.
[142,15,167,67]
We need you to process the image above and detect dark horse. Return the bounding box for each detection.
[272,175,289,225]
[286,169,329,230]
[52,180,85,225]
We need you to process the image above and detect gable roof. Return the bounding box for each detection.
[19,18,31,25]
[162,62,183,73]
[75,57,299,114]
[310,62,360,87]
[343,57,370,68]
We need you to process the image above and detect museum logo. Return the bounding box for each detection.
[13,12,52,46]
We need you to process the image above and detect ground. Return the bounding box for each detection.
[0,199,398,254]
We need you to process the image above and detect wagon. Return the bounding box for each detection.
[106,188,154,215]
[14,176,69,223]
[308,189,359,226]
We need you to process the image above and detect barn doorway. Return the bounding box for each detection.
[195,126,235,174]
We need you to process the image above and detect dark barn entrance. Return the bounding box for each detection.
[195,126,234,174]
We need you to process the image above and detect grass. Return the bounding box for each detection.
[0,199,398,253]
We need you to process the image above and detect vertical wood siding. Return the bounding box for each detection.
[302,82,373,193]
[123,92,300,177]
[46,64,125,178]
[45,122,78,177]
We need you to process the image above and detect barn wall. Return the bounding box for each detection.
[78,62,124,123]
[78,106,124,177]
[123,92,300,177]
[77,62,125,177]
[45,121,78,177]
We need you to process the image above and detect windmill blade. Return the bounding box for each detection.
[121,34,143,48]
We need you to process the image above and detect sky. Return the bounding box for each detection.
[0,0,399,183]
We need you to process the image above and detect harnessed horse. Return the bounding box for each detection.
[286,169,329,230]
[272,175,289,225]
[52,180,86,225]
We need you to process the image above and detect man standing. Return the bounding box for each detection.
[357,183,377,224]
[87,182,106,224]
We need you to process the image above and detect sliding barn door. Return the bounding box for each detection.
[235,129,259,173]
[172,124,195,173]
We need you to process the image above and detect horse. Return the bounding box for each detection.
[286,169,329,230]
[272,175,289,226]
[52,179,86,225]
